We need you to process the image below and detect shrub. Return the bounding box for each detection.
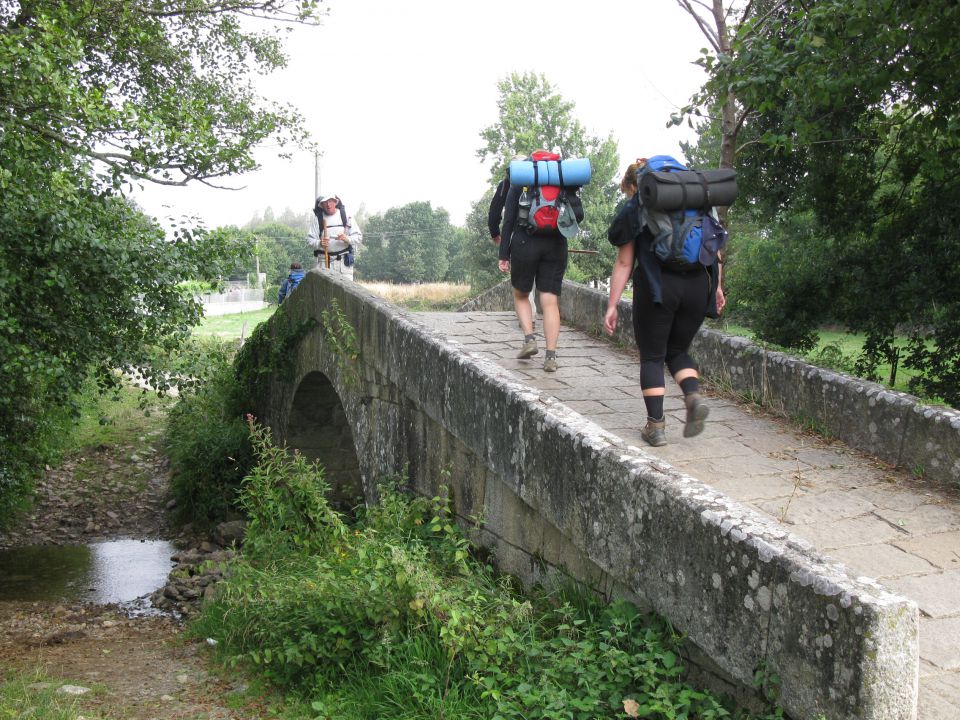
[164,339,254,526]
[725,213,839,352]
[192,423,784,720]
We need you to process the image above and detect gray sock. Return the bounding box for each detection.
[525,333,536,343]
[545,350,557,359]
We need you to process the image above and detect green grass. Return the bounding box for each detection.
[0,671,99,720]
[722,323,923,397]
[194,307,275,340]
[67,382,170,456]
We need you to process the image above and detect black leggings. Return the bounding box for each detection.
[633,267,709,391]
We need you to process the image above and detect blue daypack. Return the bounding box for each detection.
[638,155,728,270]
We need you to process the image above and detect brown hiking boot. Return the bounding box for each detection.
[517,339,539,359]
[543,356,558,372]
[683,393,709,438]
[641,418,667,447]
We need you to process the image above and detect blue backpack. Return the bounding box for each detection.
[638,155,728,270]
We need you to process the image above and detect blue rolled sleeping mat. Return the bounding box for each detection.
[509,157,592,187]
[639,168,738,211]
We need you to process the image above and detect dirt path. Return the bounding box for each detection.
[0,396,270,719]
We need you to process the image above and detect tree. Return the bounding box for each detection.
[452,192,509,291]
[477,72,620,285]
[0,0,320,512]
[358,202,456,284]
[673,1,758,168]
[690,0,960,405]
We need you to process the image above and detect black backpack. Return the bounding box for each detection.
[636,155,736,270]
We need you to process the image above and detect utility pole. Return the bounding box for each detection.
[314,150,323,200]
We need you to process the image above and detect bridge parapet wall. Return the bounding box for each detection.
[540,279,960,489]
[261,271,918,720]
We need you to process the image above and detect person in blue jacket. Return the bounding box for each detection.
[277,262,305,304]
[603,159,725,447]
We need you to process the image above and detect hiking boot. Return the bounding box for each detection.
[543,356,558,373]
[683,393,710,438]
[641,418,667,447]
[517,339,539,359]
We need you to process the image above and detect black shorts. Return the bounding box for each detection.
[509,232,568,295]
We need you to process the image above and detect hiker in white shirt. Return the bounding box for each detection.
[308,194,363,279]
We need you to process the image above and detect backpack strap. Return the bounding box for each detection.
[695,171,712,212]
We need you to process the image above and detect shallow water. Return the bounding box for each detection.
[0,539,175,604]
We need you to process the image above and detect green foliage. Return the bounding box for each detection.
[359,202,457,284]
[165,339,255,525]
[238,421,345,560]
[455,193,509,292]
[0,0,320,509]
[178,279,223,295]
[723,213,839,351]
[165,301,317,527]
[233,303,319,409]
[685,0,960,407]
[194,426,785,720]
[241,221,314,287]
[0,670,95,720]
[319,301,361,388]
[476,72,621,284]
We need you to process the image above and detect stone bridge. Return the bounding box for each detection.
[251,269,960,720]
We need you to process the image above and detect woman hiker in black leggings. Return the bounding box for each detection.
[603,159,726,446]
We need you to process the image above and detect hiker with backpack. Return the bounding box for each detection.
[489,153,538,327]
[277,261,305,304]
[603,156,733,447]
[499,149,588,372]
[308,194,363,279]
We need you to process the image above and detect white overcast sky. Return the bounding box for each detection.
[134,0,710,230]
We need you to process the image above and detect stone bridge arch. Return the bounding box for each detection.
[285,370,364,507]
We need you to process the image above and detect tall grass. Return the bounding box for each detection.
[358,281,472,310]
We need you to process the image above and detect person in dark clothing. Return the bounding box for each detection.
[277,262,305,304]
[499,151,579,373]
[488,154,538,327]
[603,159,726,446]
[487,173,510,247]
[488,153,529,245]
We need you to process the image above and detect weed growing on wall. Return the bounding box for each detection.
[233,303,318,408]
[192,421,786,720]
[319,300,360,388]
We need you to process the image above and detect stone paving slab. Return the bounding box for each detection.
[416,311,960,719]
[894,530,960,570]
[920,617,960,670]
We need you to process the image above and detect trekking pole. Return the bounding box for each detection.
[567,249,599,255]
[322,216,330,269]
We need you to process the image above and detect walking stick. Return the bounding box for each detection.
[322,215,330,269]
